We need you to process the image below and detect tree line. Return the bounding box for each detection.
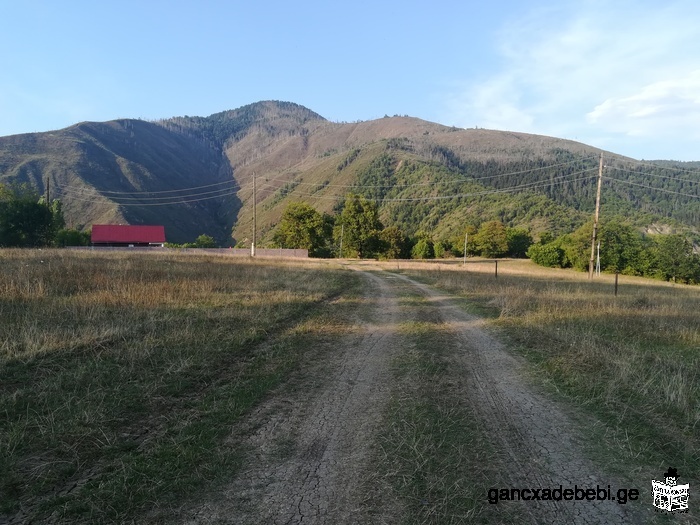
[0,184,90,247]
[271,194,533,260]
[527,221,700,284]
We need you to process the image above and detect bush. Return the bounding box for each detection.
[527,243,565,268]
[411,238,434,259]
[195,234,217,248]
[55,228,90,247]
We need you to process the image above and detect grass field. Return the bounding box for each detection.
[401,258,700,496]
[0,250,359,523]
[2,251,698,523]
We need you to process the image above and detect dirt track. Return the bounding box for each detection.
[182,268,644,524]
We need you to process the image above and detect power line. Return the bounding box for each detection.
[52,154,599,201]
[60,187,243,206]
[605,165,700,186]
[60,184,242,201]
[258,155,599,189]
[605,154,700,176]
[274,169,598,202]
[62,178,238,196]
[604,176,700,199]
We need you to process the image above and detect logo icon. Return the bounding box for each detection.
[652,467,689,512]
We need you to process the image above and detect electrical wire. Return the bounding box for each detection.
[63,178,239,195]
[59,168,598,206]
[605,154,700,175]
[266,169,598,202]
[605,165,700,186]
[54,154,599,201]
[258,155,599,189]
[59,187,244,206]
[52,153,700,206]
[604,176,700,199]
[60,184,242,201]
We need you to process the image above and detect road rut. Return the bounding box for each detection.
[182,269,644,524]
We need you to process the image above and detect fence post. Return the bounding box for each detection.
[495,260,498,278]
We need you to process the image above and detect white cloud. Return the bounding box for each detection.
[448,74,534,132]
[587,71,700,138]
[442,1,700,158]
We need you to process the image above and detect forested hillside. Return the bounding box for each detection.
[0,101,698,247]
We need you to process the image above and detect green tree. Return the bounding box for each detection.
[335,194,383,258]
[527,243,565,267]
[195,234,217,248]
[506,228,533,258]
[411,237,434,259]
[379,226,408,259]
[450,225,478,257]
[474,221,508,258]
[598,222,642,274]
[434,239,451,258]
[0,184,57,247]
[273,202,330,257]
[558,222,593,271]
[55,228,90,247]
[653,234,698,283]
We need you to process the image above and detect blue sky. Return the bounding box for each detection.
[1,0,699,160]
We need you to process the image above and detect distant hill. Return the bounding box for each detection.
[0,100,698,245]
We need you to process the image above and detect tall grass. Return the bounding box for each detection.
[403,259,700,489]
[0,250,356,523]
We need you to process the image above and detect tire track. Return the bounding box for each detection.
[182,267,645,524]
[392,272,644,524]
[183,271,403,524]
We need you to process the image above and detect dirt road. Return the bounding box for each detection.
[182,268,644,524]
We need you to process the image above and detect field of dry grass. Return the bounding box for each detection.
[0,250,359,523]
[396,257,700,493]
[3,251,698,523]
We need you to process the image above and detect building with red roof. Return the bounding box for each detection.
[91,225,166,247]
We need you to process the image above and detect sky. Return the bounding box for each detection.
[1,0,700,161]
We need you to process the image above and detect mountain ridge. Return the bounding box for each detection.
[0,100,698,245]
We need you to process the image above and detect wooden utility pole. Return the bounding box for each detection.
[339,224,344,258]
[588,153,604,279]
[251,172,257,257]
[45,176,50,205]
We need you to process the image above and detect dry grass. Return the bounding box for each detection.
[395,258,700,495]
[377,282,517,525]
[0,249,357,523]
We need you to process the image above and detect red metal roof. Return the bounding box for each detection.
[91,224,166,244]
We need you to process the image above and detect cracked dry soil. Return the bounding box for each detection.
[182,269,643,524]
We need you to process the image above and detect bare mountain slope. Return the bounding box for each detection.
[0,119,236,242]
[1,101,698,245]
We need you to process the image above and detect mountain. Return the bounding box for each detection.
[0,101,698,245]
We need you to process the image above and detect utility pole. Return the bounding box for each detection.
[251,172,257,257]
[45,176,50,205]
[339,224,344,258]
[588,153,604,279]
[463,231,468,266]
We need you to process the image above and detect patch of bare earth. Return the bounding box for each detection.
[182,272,403,525]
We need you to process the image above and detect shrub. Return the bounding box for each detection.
[527,243,565,268]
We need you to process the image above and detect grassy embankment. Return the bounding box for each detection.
[0,250,360,523]
[403,259,700,498]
